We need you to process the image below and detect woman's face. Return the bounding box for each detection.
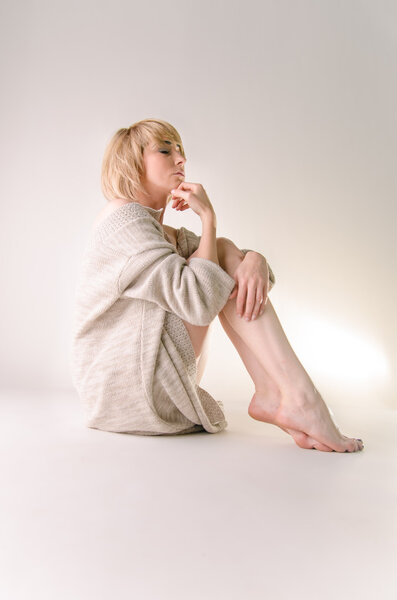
[141,139,186,198]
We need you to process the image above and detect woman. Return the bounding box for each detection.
[70,118,364,452]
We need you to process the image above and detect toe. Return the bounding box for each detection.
[307,437,334,452]
[286,429,333,452]
[354,438,364,451]
[332,435,358,453]
[355,438,364,451]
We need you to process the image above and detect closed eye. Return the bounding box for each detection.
[159,146,186,159]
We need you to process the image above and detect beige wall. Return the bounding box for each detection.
[0,0,395,407]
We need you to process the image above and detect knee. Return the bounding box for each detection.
[217,237,245,273]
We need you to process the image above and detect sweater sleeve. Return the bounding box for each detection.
[177,226,276,290]
[117,216,237,326]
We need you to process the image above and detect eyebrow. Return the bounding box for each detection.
[162,140,182,150]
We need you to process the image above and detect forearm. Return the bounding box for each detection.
[186,211,219,265]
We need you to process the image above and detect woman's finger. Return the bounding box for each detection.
[170,192,186,210]
[171,187,192,211]
[235,281,248,317]
[170,187,188,200]
[243,281,257,321]
[252,288,265,320]
[175,182,197,191]
[259,284,269,316]
[171,181,196,196]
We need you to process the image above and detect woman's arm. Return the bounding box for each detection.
[165,223,233,267]
[186,210,219,265]
[117,215,236,326]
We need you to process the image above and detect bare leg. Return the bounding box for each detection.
[217,262,364,453]
[180,319,211,386]
[195,322,211,385]
[218,311,335,451]
[181,320,210,360]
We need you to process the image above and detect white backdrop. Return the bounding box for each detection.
[0,0,395,409]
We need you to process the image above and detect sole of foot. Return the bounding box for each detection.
[248,391,364,453]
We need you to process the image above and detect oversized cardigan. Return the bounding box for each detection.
[70,201,276,436]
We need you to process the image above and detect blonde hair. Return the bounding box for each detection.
[101,118,186,203]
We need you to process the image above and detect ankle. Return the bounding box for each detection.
[254,385,282,398]
[279,380,319,406]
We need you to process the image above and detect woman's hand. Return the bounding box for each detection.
[228,252,270,321]
[169,182,215,218]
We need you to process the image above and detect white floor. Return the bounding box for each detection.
[1,389,396,600]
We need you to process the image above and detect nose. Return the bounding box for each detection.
[173,148,186,165]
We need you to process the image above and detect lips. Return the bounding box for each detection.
[174,172,184,176]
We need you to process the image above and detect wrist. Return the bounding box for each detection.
[201,212,217,229]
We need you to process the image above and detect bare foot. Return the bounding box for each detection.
[248,388,364,453]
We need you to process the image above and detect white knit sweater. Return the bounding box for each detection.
[70,201,275,435]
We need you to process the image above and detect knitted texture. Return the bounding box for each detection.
[70,201,275,435]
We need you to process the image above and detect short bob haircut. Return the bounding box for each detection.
[101,118,186,203]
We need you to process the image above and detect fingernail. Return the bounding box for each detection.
[245,317,250,321]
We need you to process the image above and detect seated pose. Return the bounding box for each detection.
[70,118,364,453]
